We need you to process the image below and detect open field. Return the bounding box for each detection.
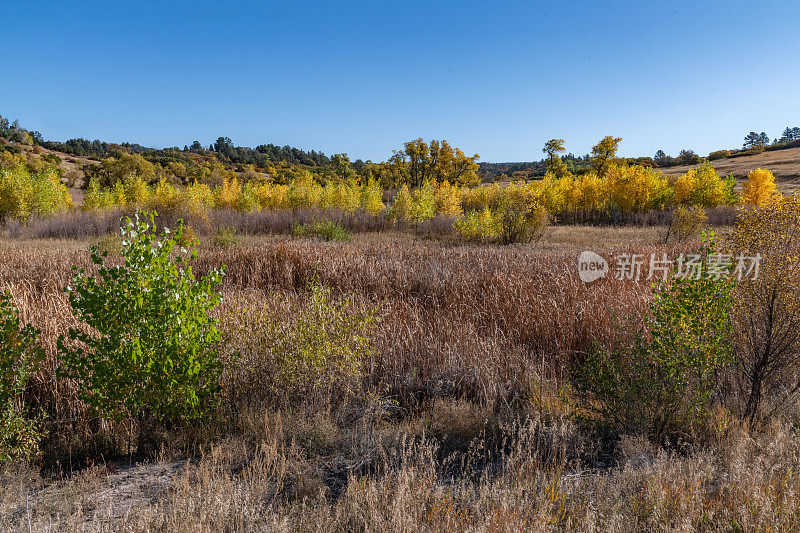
[2,221,800,531]
[0,229,672,414]
[0,114,795,533]
[0,140,790,532]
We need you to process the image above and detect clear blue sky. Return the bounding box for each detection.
[2,0,799,162]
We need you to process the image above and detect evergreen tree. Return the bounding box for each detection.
[744,131,769,149]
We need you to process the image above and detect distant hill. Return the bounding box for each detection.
[479,154,591,180]
[480,146,800,186]
[658,147,800,182]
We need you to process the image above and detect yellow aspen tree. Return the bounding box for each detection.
[741,168,776,206]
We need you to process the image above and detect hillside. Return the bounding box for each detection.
[659,146,800,181]
[482,146,800,185]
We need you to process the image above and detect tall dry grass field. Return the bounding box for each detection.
[1,232,799,530]
[0,235,685,419]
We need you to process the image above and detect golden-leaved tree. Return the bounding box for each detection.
[543,138,570,178]
[741,168,776,206]
[672,163,727,207]
[606,164,671,213]
[0,164,72,222]
[389,139,479,188]
[590,136,622,177]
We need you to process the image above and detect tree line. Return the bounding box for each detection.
[2,113,799,186]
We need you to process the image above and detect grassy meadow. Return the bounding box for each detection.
[1,129,800,531]
[1,206,799,531]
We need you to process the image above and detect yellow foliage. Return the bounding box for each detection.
[433,181,461,217]
[673,163,725,207]
[82,179,111,211]
[323,180,361,212]
[146,179,181,215]
[123,175,151,206]
[287,173,322,209]
[360,178,385,215]
[0,164,72,221]
[606,164,671,212]
[152,179,178,204]
[182,182,214,209]
[235,184,260,212]
[410,180,436,222]
[214,177,242,210]
[572,173,608,210]
[252,182,290,210]
[534,175,567,213]
[461,183,501,212]
[181,182,213,222]
[111,181,126,207]
[391,184,413,222]
[19,160,783,224]
[0,151,25,170]
[454,207,499,242]
[741,168,776,207]
[673,173,693,204]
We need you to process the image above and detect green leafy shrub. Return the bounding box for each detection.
[722,172,739,205]
[272,282,373,406]
[453,208,500,243]
[41,153,62,166]
[292,219,352,242]
[576,235,734,439]
[708,150,731,161]
[222,282,375,410]
[0,291,44,463]
[212,226,239,249]
[58,213,226,433]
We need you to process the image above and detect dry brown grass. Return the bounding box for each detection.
[201,235,694,404]
[1,231,678,419]
[0,230,688,465]
[2,229,798,530]
[3,412,800,531]
[660,146,800,188]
